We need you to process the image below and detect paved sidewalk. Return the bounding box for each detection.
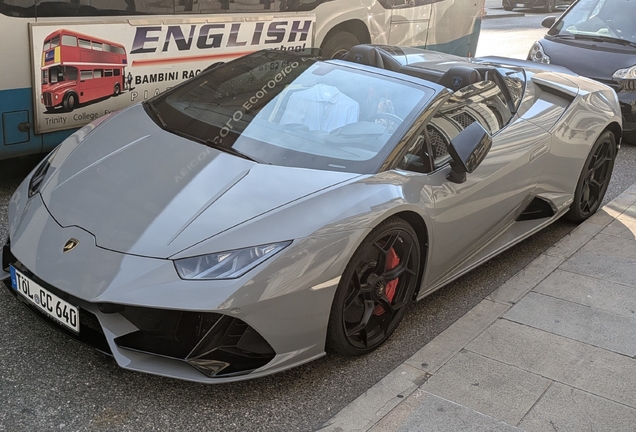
[321,185,636,432]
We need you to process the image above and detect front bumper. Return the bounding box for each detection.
[3,186,351,382]
[2,236,279,380]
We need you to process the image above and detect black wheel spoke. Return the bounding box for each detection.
[381,241,414,281]
[346,299,375,337]
[589,179,602,196]
[344,272,363,309]
[373,233,399,273]
[591,142,614,173]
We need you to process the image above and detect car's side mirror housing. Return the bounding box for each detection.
[542,16,557,28]
[446,122,492,184]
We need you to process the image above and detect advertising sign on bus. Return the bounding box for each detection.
[30,18,315,134]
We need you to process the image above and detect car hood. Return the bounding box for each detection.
[541,36,636,83]
[40,105,359,259]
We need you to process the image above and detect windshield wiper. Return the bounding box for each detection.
[144,100,167,129]
[205,139,260,163]
[557,33,636,48]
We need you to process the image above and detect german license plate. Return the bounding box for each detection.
[10,266,79,333]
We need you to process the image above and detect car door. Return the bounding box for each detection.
[397,76,551,291]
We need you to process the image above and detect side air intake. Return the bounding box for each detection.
[516,197,555,221]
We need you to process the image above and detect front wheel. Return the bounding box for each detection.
[321,31,360,59]
[326,217,421,356]
[63,92,77,112]
[565,130,617,222]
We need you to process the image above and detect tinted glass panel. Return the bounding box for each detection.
[428,79,513,168]
[149,50,434,174]
[550,0,636,45]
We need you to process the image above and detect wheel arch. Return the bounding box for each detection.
[319,19,371,51]
[605,121,622,144]
[391,210,429,300]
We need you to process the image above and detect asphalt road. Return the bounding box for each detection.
[1,12,636,432]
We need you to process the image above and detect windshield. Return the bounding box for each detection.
[150,50,434,174]
[549,0,636,45]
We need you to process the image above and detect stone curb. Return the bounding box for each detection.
[319,184,636,432]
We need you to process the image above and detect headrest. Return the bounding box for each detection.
[439,66,482,91]
[343,45,386,69]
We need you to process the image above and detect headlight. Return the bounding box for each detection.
[55,94,59,100]
[528,41,551,64]
[613,65,636,91]
[28,146,60,197]
[174,241,291,280]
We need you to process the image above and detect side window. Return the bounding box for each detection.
[397,134,432,173]
[426,79,514,169]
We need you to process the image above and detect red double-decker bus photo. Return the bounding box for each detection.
[40,29,127,112]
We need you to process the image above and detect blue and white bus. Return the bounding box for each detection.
[0,0,484,160]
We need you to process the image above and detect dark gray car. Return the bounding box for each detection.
[529,0,636,142]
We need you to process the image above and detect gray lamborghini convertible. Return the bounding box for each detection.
[1,45,622,382]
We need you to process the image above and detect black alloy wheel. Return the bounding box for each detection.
[565,130,617,222]
[326,217,421,356]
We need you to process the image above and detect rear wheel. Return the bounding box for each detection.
[543,0,556,12]
[326,217,421,356]
[63,92,77,112]
[321,31,360,59]
[113,83,121,96]
[565,130,617,222]
[503,5,514,11]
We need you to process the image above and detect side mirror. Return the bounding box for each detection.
[542,16,557,28]
[446,122,492,184]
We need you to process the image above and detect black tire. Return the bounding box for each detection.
[503,5,514,11]
[326,217,422,356]
[565,130,617,223]
[543,0,556,12]
[113,83,121,96]
[63,92,77,112]
[321,31,360,59]
[45,106,56,113]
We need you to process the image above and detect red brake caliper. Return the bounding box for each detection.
[373,247,400,316]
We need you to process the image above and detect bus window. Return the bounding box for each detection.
[105,70,113,77]
[50,36,60,47]
[61,34,77,46]
[80,70,93,81]
[79,38,91,49]
[43,39,51,50]
[114,69,121,76]
[94,69,103,78]
[92,41,103,51]
[103,43,111,52]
